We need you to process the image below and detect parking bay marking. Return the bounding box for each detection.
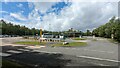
[7,50,22,53]
[33,50,61,54]
[77,55,120,63]
[83,49,114,54]
[64,48,114,54]
[0,52,11,56]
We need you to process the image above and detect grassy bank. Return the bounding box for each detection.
[51,42,87,47]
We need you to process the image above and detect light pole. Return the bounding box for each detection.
[49,23,53,38]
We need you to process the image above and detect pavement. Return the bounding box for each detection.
[0,37,119,68]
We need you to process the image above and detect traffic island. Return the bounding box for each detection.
[51,42,87,47]
[72,38,87,40]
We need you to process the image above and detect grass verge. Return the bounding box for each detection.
[2,59,24,68]
[14,41,46,45]
[51,42,87,47]
[72,38,87,40]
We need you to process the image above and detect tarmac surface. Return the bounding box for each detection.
[0,37,119,68]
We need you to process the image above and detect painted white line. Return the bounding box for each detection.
[7,50,22,53]
[10,44,27,46]
[83,49,114,54]
[41,51,61,54]
[64,48,114,54]
[33,50,61,54]
[17,49,30,51]
[78,56,120,63]
[88,62,110,66]
[25,46,46,49]
[0,52,11,56]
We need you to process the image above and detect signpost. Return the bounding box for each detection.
[40,29,42,38]
[40,28,42,43]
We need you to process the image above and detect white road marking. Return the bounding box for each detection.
[17,49,30,51]
[7,50,22,53]
[12,44,27,46]
[33,50,61,54]
[78,55,120,63]
[0,52,11,56]
[83,49,114,54]
[25,46,46,49]
[88,62,110,66]
[64,48,114,54]
[84,49,114,53]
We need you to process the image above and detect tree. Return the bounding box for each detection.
[92,16,120,42]
[86,30,91,36]
[114,18,120,42]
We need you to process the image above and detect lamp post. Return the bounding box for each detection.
[49,23,53,38]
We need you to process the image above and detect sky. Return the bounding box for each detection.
[0,1,118,31]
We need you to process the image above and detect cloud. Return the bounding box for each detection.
[1,2,118,32]
[29,2,56,13]
[10,12,27,21]
[1,0,119,2]
[29,2,117,31]
[0,11,9,14]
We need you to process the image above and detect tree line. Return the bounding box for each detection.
[0,16,120,42]
[0,19,68,36]
[0,19,84,36]
[92,16,120,42]
[0,20,40,36]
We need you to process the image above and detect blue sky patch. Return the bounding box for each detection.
[2,2,32,17]
[46,2,71,15]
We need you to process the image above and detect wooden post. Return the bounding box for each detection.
[39,28,42,43]
[40,29,42,38]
